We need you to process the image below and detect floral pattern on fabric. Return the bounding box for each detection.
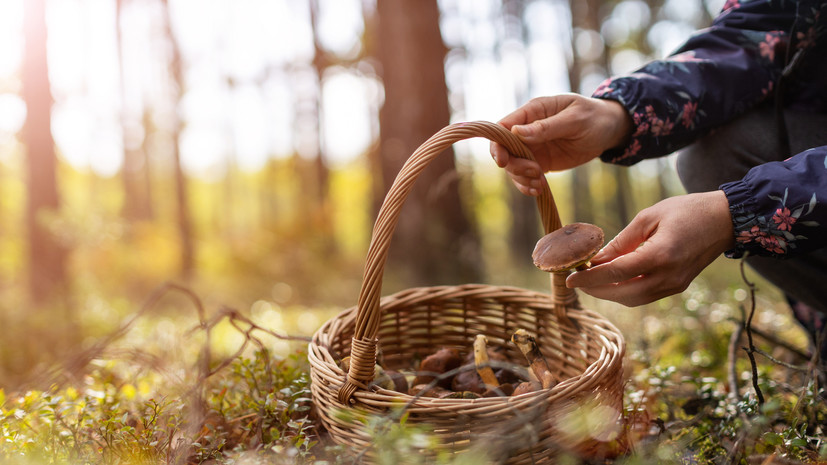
[593,0,827,166]
[721,150,827,258]
[729,189,818,257]
[592,0,827,259]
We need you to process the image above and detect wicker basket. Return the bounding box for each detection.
[308,121,626,463]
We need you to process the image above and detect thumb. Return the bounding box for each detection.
[590,214,655,265]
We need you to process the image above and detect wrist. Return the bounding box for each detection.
[596,98,633,150]
[705,190,735,253]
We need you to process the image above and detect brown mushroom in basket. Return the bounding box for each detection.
[511,329,556,389]
[473,335,515,397]
[532,222,604,272]
[512,380,541,396]
[452,340,512,393]
[451,368,483,393]
[409,384,453,398]
[474,335,499,389]
[411,347,462,390]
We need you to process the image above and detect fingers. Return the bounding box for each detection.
[590,211,656,265]
[491,96,570,167]
[490,141,509,168]
[563,192,734,307]
[565,210,668,305]
[487,152,545,196]
[511,116,576,146]
[503,157,540,178]
[509,176,542,196]
[497,97,553,130]
[575,276,678,308]
[508,158,543,196]
[566,208,664,291]
[489,137,545,171]
[566,248,650,289]
[566,249,688,307]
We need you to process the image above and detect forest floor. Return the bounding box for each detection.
[1,257,826,464]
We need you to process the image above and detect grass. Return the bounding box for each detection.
[1,258,826,464]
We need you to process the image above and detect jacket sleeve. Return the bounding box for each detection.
[721,147,827,258]
[591,0,796,165]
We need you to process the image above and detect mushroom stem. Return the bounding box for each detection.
[511,329,556,389]
[474,335,500,388]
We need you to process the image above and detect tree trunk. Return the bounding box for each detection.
[307,0,336,255]
[606,164,632,231]
[23,0,67,303]
[161,0,195,280]
[117,0,153,222]
[569,0,636,232]
[587,0,634,232]
[504,0,542,261]
[374,0,481,286]
[566,0,595,226]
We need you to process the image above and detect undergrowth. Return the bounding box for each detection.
[1,276,826,464]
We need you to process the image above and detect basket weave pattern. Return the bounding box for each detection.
[308,122,626,462]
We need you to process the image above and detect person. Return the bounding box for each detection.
[490,0,827,355]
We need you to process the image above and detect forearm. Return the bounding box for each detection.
[592,0,799,165]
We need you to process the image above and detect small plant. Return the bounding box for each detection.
[0,348,329,464]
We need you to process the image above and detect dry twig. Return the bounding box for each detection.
[739,258,764,405]
[727,322,744,401]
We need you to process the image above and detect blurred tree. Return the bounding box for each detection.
[23,0,67,303]
[569,0,649,234]
[587,1,632,232]
[373,0,482,285]
[161,0,195,280]
[117,0,154,222]
[503,0,543,261]
[567,0,597,227]
[306,0,336,254]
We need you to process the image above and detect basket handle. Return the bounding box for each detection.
[338,121,576,404]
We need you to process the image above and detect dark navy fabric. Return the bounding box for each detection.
[592,0,827,259]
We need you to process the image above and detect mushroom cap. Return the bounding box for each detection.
[532,222,604,272]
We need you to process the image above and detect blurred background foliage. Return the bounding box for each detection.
[0,0,813,435]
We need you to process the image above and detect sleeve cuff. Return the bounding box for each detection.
[720,179,756,259]
[721,178,800,259]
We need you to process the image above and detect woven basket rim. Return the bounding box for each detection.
[309,283,626,405]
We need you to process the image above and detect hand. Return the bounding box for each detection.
[565,191,735,307]
[490,94,632,196]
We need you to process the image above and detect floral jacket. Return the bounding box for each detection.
[592,0,827,259]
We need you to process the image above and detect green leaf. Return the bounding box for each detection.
[786,437,808,448]
[763,432,783,446]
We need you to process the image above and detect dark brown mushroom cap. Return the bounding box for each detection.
[532,223,604,272]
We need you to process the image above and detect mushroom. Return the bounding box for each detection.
[412,347,463,389]
[409,384,454,398]
[451,368,484,393]
[452,341,512,393]
[532,222,604,272]
[473,335,500,389]
[471,335,517,397]
[386,370,409,393]
[511,329,556,389]
[512,381,541,396]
